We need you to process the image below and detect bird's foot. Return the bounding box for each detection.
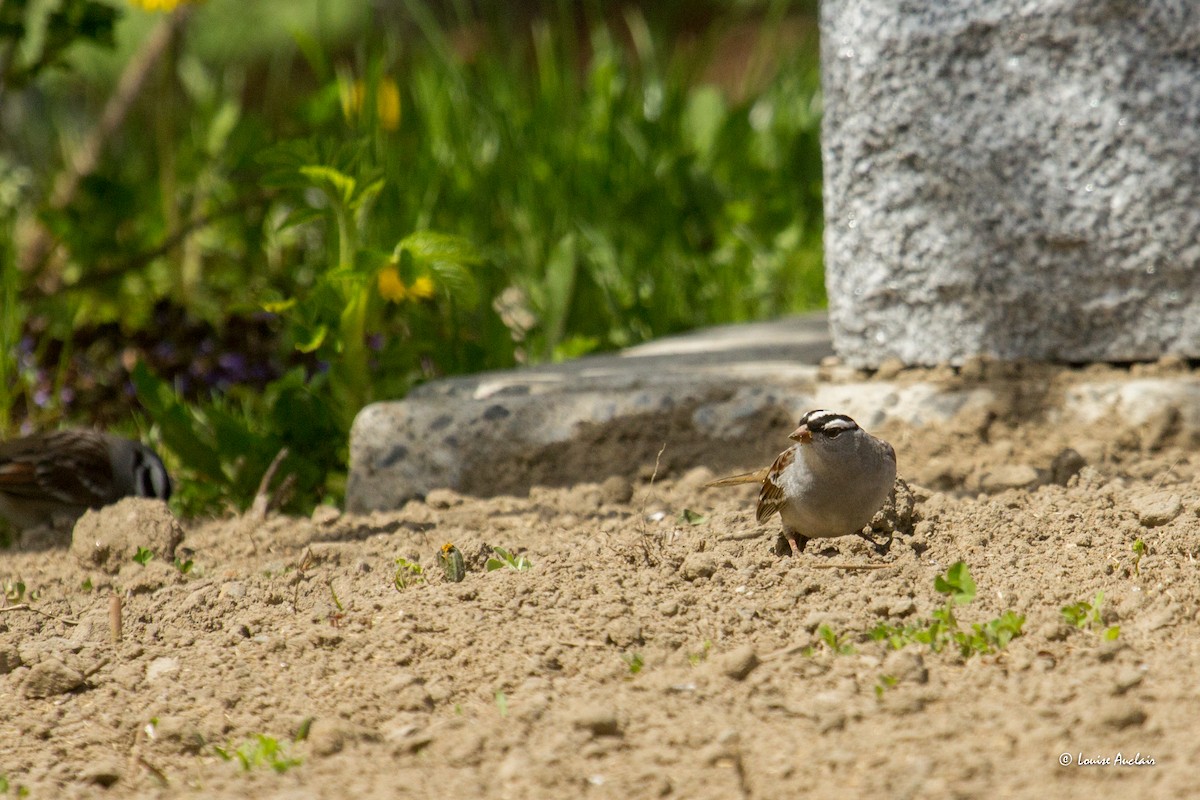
[774,531,808,557]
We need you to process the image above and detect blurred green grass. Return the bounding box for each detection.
[0,0,825,512]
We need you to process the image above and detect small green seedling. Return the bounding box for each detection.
[215,734,301,773]
[869,563,1025,658]
[486,547,531,572]
[4,580,26,604]
[802,624,856,656]
[623,652,645,675]
[1062,591,1105,629]
[934,561,976,604]
[687,640,713,666]
[494,691,509,717]
[295,717,314,742]
[1061,592,1120,640]
[438,543,466,583]
[80,577,93,592]
[393,558,425,591]
[327,579,344,612]
[132,547,154,566]
[678,508,707,525]
[173,557,194,574]
[1131,539,1145,576]
[874,674,898,698]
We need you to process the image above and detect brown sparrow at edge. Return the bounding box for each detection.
[706,409,896,556]
[0,430,172,530]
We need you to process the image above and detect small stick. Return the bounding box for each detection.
[0,604,80,625]
[249,447,291,521]
[109,594,122,644]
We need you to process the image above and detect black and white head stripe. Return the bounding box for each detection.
[799,410,859,436]
[132,444,173,501]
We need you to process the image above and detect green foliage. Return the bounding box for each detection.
[1062,591,1120,640]
[1131,538,1145,576]
[934,561,976,604]
[3,579,27,604]
[173,557,194,574]
[132,362,344,515]
[0,0,119,90]
[869,563,1025,658]
[678,508,707,525]
[874,674,898,698]
[1061,592,1104,629]
[392,557,424,591]
[494,691,508,718]
[802,624,855,656]
[485,547,531,572]
[132,546,154,566]
[214,734,301,774]
[623,652,645,675]
[4,4,826,515]
[687,640,713,666]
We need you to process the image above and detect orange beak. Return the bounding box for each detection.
[788,425,812,443]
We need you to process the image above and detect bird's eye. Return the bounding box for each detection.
[824,427,843,438]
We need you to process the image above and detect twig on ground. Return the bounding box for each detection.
[0,603,80,625]
[249,447,291,521]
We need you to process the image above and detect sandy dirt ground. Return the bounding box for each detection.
[2,363,1198,799]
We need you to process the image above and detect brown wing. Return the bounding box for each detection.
[704,467,771,488]
[0,430,116,505]
[755,447,794,524]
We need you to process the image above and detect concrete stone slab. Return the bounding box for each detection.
[346,312,1200,512]
[347,313,1200,512]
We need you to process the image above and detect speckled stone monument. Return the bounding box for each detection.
[821,0,1200,367]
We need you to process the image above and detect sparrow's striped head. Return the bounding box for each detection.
[789,409,860,443]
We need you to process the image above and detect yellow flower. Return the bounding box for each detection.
[341,77,402,132]
[377,266,408,303]
[408,276,435,300]
[128,0,203,10]
[376,80,401,132]
[377,267,434,304]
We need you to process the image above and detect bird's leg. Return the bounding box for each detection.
[774,528,808,557]
[857,528,893,553]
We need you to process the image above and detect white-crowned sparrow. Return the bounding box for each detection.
[0,430,172,530]
[706,409,896,556]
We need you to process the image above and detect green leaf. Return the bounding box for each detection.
[934,561,976,604]
[298,165,357,206]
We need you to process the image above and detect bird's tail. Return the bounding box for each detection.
[703,467,770,488]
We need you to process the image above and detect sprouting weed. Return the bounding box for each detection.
[623,652,645,675]
[869,563,1024,658]
[214,734,301,773]
[874,674,898,698]
[1062,591,1120,640]
[132,547,154,566]
[1131,539,1146,576]
[393,558,425,591]
[3,580,26,604]
[486,547,531,572]
[1062,592,1105,628]
[802,624,855,656]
